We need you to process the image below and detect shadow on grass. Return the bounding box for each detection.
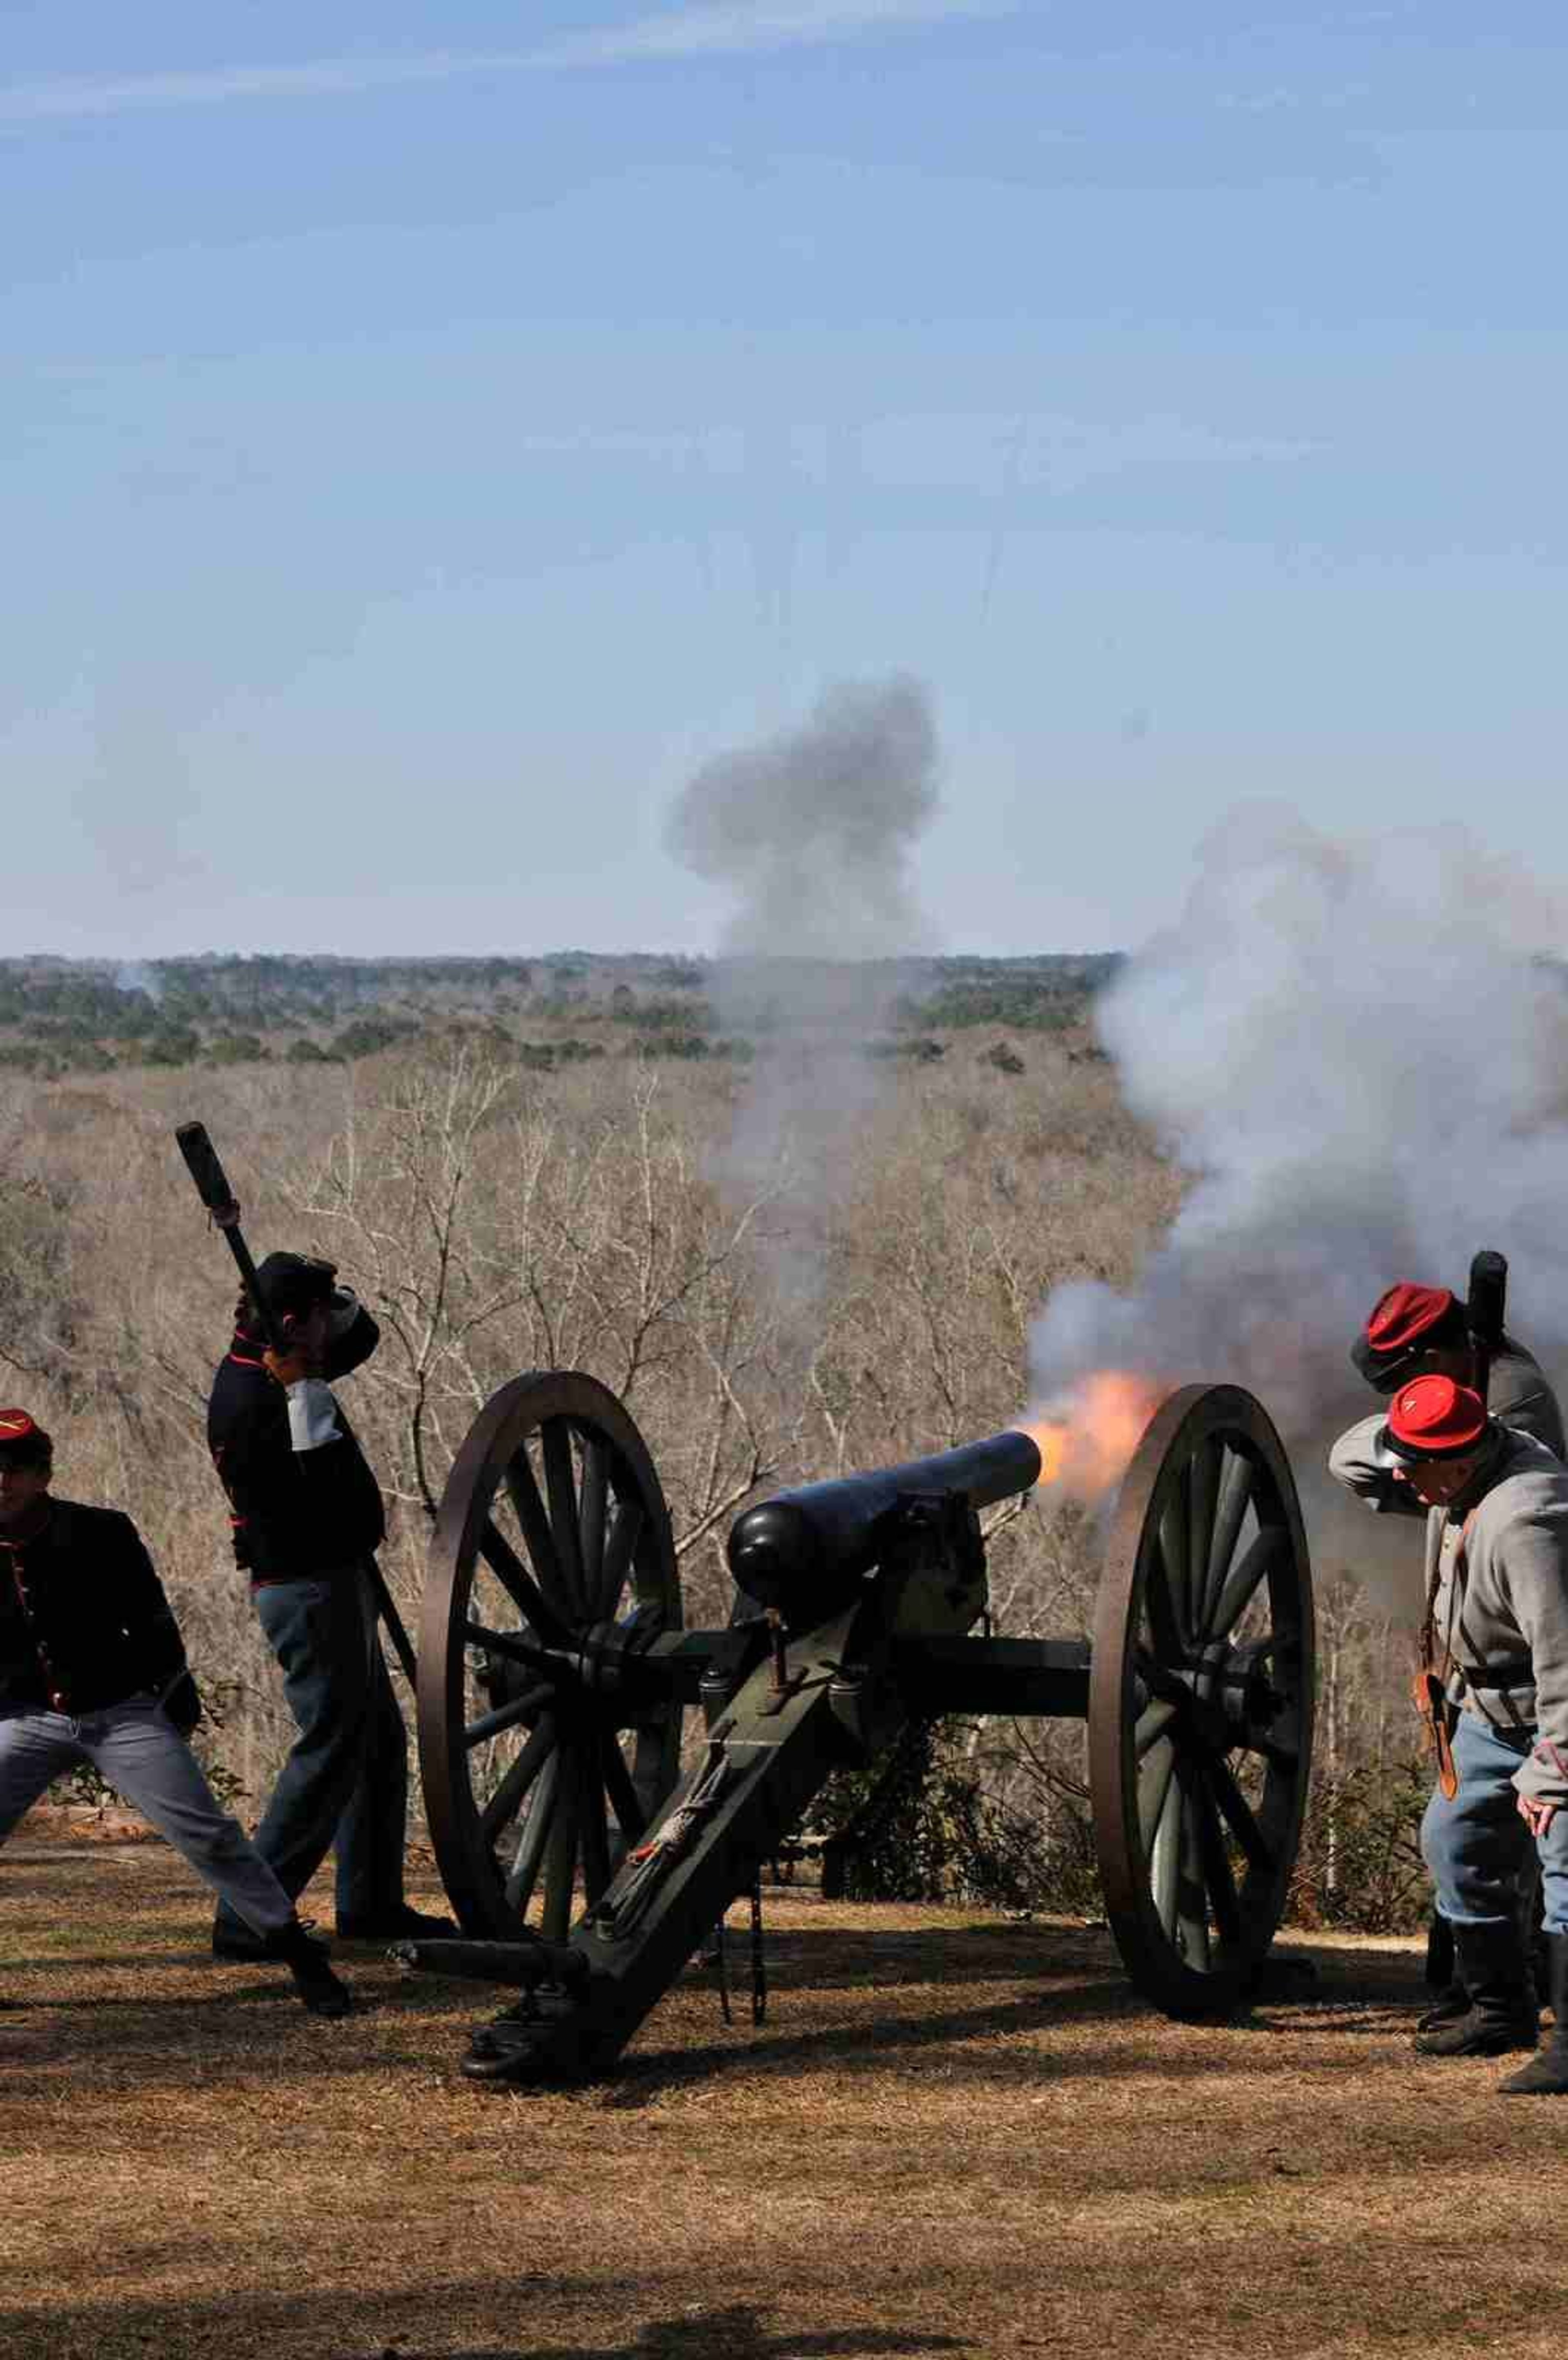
[0,1918,1430,2106]
[0,2284,969,2360]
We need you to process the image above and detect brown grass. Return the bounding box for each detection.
[6,1840,1568,2360]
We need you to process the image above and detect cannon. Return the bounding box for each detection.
[407,1372,1315,2083]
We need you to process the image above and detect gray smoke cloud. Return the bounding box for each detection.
[1026,804,1568,1590]
[668,675,940,962]
[665,675,943,1294]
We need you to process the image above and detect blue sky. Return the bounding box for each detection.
[4,3,1566,957]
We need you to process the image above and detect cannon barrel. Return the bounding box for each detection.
[727,1428,1042,1613]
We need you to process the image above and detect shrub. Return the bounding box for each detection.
[806,1720,1073,1910]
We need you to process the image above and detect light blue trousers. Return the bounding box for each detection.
[0,1694,293,1937]
[1421,1710,1568,1933]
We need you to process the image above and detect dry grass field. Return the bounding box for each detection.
[7,1831,1568,2360]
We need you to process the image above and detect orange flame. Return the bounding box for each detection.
[1022,1370,1171,1501]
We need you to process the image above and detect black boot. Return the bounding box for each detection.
[1417,1908,1465,2027]
[1416,1977,1470,2032]
[1414,1919,1537,2057]
[272,1919,354,2019]
[1500,1932,1568,2093]
[335,1904,458,1943]
[213,1912,332,1963]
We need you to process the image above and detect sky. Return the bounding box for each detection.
[4,2,1567,959]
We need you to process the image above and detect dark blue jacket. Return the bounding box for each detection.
[206,1305,385,1585]
[0,1500,189,1714]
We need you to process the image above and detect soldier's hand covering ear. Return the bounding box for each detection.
[264,1339,316,1387]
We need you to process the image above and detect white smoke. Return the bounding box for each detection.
[114,960,163,1004]
[665,675,943,1292]
[1027,805,1568,1585]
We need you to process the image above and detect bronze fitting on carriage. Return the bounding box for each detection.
[400,1368,1317,2087]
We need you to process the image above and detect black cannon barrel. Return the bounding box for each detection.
[728,1429,1042,1612]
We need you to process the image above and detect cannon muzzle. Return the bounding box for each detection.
[728,1429,1041,1616]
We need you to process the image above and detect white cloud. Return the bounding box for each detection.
[0,1,1016,123]
[533,0,1016,69]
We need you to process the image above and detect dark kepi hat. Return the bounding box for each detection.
[252,1251,339,1317]
[1380,1374,1490,1463]
[1351,1282,1465,1393]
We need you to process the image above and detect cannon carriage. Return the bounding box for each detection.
[403,1369,1316,2084]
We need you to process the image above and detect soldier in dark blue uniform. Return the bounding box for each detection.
[206,1253,452,1955]
[0,1408,350,2015]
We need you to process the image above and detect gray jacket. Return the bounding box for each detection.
[1329,1418,1568,1805]
[1489,1334,1568,1461]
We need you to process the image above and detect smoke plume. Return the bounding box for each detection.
[668,675,940,962]
[665,675,943,1288]
[1027,805,1568,1579]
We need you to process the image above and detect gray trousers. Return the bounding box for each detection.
[0,1694,294,1938]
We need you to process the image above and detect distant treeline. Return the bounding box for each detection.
[0,951,1125,1078]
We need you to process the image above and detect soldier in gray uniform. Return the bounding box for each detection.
[1330,1374,1568,2091]
[1350,1281,1565,1463]
[1348,1279,1566,2013]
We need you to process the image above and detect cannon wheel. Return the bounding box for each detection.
[419,1371,683,1939]
[1088,1384,1315,2019]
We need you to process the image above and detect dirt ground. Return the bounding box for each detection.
[5,1835,1568,2360]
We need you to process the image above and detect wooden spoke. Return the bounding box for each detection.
[1209,1754,1275,1875]
[540,1754,582,1942]
[1187,1439,1222,1627]
[1208,1528,1283,1641]
[1138,1733,1178,1849]
[601,1732,649,1844]
[1158,1472,1193,1643]
[463,1683,554,1750]
[1135,1698,1179,1757]
[1199,1449,1254,1636]
[579,1761,613,1907]
[1144,1544,1186,1668]
[463,1620,550,1672]
[597,1496,647,1621]
[477,1520,571,1652]
[479,1719,557,1846]
[502,1451,573,1617]
[1193,1773,1243,1948]
[1176,1789,1212,1972]
[1150,1775,1182,1935]
[505,1750,562,1913]
[541,1417,588,1618]
[578,1437,610,1613]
